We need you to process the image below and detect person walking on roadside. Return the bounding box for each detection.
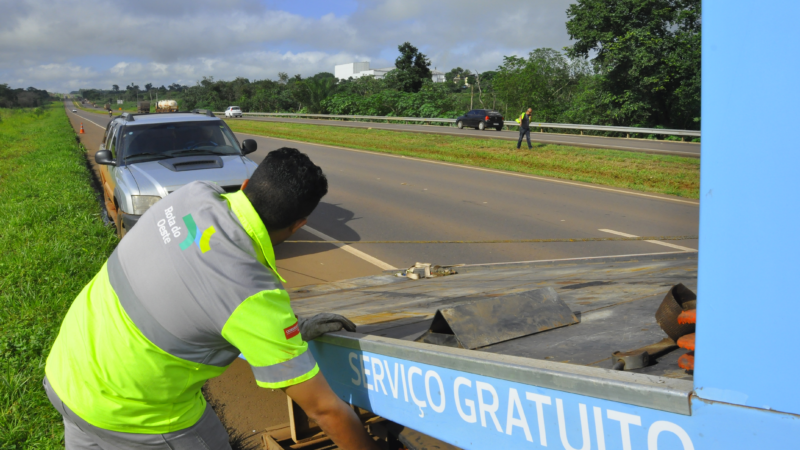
[44,147,380,450]
[516,107,533,149]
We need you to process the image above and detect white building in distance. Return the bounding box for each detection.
[335,62,446,83]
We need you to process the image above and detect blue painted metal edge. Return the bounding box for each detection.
[314,332,693,415]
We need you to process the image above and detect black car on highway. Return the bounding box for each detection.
[456,109,504,131]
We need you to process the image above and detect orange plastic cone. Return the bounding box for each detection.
[79,123,85,134]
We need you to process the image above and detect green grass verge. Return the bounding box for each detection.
[225,121,700,199]
[0,104,117,448]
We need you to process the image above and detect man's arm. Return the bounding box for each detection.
[284,372,380,450]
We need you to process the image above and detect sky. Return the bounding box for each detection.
[0,0,577,93]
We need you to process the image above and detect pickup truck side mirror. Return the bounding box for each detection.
[241,139,257,155]
[95,149,116,166]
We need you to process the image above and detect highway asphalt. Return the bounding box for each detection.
[69,106,699,270]
[227,115,702,158]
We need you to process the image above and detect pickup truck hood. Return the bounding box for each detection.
[127,154,253,196]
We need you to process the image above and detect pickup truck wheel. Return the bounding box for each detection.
[457,121,464,129]
[495,126,503,131]
[478,121,485,131]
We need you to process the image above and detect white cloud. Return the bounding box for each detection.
[0,0,577,92]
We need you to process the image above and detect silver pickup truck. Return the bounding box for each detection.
[94,111,259,237]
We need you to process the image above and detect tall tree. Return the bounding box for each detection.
[391,42,432,93]
[566,0,701,129]
[112,84,119,92]
[494,49,591,121]
[292,76,338,113]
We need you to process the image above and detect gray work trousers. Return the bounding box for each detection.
[44,377,232,450]
[517,128,532,149]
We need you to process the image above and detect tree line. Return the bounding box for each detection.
[0,84,53,108]
[78,0,700,131]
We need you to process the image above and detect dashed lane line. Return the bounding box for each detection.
[68,106,106,129]
[598,229,697,252]
[303,226,397,271]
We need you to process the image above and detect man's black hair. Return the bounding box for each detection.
[244,147,328,230]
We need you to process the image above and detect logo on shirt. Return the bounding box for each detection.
[284,322,300,340]
[179,214,216,254]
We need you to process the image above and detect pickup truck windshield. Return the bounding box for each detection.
[120,121,241,162]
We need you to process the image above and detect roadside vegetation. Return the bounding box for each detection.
[0,104,118,448]
[227,120,700,199]
[0,84,53,108]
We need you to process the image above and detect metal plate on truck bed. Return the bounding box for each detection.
[291,252,697,379]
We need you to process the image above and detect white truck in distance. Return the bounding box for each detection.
[156,100,179,113]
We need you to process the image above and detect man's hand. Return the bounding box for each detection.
[298,313,356,341]
[284,373,379,450]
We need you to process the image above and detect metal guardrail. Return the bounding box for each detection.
[215,111,701,137]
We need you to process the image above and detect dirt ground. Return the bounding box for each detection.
[64,104,385,447]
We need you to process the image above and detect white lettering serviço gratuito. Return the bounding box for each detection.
[347,353,695,450]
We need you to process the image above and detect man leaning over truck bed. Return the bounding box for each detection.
[44,147,380,450]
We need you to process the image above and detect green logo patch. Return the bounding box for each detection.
[179,214,216,253]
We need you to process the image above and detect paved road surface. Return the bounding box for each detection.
[228,115,701,158]
[68,105,699,270]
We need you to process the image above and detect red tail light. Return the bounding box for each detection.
[485,116,490,121]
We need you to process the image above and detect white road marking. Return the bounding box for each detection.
[233,132,699,206]
[303,225,397,270]
[598,229,697,252]
[68,105,106,129]
[82,115,106,129]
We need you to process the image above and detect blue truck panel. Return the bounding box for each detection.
[310,340,800,449]
[696,0,800,414]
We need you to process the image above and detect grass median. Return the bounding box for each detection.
[226,120,700,199]
[0,104,117,448]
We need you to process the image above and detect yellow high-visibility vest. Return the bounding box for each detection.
[46,182,317,433]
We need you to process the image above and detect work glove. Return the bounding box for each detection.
[297,313,357,341]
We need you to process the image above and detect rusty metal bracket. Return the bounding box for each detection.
[655,283,697,341]
[611,337,679,371]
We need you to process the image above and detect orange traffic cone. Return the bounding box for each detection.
[79,123,85,134]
